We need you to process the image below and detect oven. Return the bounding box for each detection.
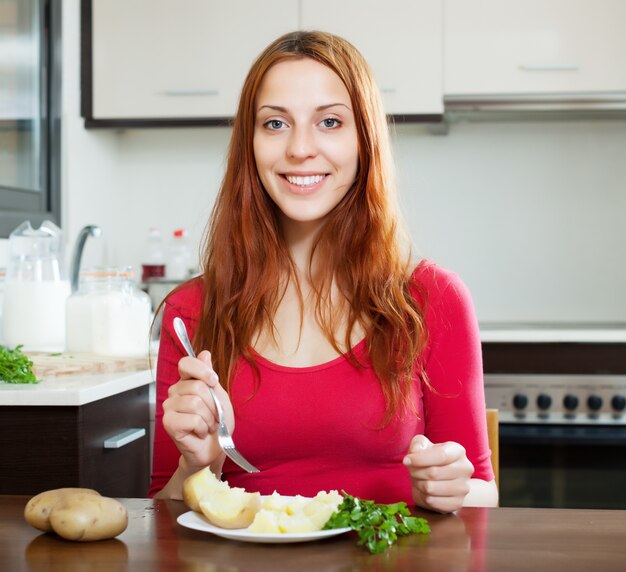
[482,339,626,510]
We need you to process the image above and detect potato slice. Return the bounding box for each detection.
[183,467,230,512]
[24,488,100,532]
[48,493,128,541]
[198,487,261,529]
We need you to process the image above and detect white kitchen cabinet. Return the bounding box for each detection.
[300,0,443,116]
[86,0,297,123]
[444,0,626,96]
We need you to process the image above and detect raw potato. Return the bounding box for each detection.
[24,488,100,532]
[49,493,128,541]
[24,488,128,541]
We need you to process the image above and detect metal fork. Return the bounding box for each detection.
[172,317,260,473]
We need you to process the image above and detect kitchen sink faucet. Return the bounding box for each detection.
[70,225,102,293]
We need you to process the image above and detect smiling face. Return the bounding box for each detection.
[253,58,359,236]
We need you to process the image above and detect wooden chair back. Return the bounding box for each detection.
[486,408,499,490]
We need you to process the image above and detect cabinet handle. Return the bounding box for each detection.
[519,64,579,72]
[381,87,397,94]
[158,89,219,96]
[103,428,146,449]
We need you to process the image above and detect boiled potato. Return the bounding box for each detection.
[261,491,290,512]
[247,509,280,533]
[24,488,100,532]
[304,490,343,527]
[248,489,343,533]
[304,499,343,529]
[48,493,128,541]
[24,488,127,541]
[182,467,343,533]
[198,487,262,529]
[284,495,309,515]
[277,513,318,533]
[249,508,319,534]
[184,467,261,528]
[312,490,343,506]
[183,467,230,512]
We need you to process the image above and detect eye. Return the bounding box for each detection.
[321,117,341,129]
[264,119,286,130]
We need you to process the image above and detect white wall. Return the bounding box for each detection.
[393,121,626,323]
[60,1,626,324]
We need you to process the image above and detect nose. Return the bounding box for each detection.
[286,125,317,160]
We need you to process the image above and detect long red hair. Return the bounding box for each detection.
[195,31,427,424]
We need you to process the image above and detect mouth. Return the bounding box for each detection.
[281,173,328,189]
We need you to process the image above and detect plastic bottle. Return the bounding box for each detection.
[141,227,166,283]
[167,228,195,281]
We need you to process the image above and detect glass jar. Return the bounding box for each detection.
[65,267,152,356]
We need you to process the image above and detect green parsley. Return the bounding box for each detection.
[0,344,38,384]
[323,491,430,554]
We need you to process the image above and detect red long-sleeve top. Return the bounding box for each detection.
[149,261,494,503]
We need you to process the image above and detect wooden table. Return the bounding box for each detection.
[2,495,625,571]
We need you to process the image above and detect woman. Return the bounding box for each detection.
[149,30,498,513]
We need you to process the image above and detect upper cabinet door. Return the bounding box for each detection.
[87,0,297,122]
[445,0,626,95]
[300,0,443,116]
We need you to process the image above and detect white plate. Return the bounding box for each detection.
[177,511,351,544]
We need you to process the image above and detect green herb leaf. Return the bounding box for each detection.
[323,491,430,554]
[0,345,38,384]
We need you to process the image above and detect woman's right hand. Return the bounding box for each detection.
[161,350,235,476]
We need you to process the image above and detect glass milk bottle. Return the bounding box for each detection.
[66,268,152,356]
[2,220,70,352]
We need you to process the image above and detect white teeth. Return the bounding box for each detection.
[285,174,325,186]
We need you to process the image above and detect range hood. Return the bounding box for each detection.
[443,92,626,121]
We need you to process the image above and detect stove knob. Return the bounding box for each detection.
[587,395,603,412]
[513,394,528,410]
[563,394,579,411]
[536,393,552,410]
[611,395,626,412]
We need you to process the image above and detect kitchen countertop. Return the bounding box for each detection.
[5,323,624,408]
[480,322,626,343]
[0,369,154,406]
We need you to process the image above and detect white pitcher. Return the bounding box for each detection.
[2,220,70,352]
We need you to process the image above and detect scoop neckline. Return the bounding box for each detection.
[247,337,368,373]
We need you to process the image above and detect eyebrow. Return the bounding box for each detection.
[257,103,352,113]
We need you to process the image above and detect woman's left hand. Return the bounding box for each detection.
[403,435,474,513]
